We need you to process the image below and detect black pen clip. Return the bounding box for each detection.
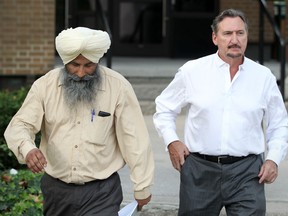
[98,111,111,117]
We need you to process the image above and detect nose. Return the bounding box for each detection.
[76,66,86,78]
[231,32,238,43]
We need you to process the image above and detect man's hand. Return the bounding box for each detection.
[25,149,47,173]
[136,194,151,211]
[168,141,190,171]
[258,160,278,184]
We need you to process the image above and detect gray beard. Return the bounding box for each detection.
[227,53,243,58]
[60,66,101,109]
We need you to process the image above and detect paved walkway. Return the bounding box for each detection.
[99,56,288,215]
[106,56,288,100]
[119,115,288,215]
[56,56,288,215]
[55,56,288,99]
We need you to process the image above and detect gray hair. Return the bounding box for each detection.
[211,9,248,33]
[61,65,102,109]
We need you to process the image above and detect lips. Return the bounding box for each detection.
[228,45,241,49]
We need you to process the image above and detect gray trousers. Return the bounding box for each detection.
[179,154,265,216]
[40,172,123,216]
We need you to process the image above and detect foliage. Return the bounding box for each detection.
[0,169,43,216]
[0,88,44,214]
[0,87,30,170]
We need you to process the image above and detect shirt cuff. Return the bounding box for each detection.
[19,142,37,163]
[162,129,180,147]
[134,186,151,200]
[266,149,282,166]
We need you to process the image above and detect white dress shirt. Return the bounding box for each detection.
[153,53,288,165]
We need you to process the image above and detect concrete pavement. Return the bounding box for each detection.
[107,57,288,100]
[56,56,288,114]
[119,115,288,215]
[55,56,288,215]
[103,56,288,215]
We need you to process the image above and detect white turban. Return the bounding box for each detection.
[55,27,111,65]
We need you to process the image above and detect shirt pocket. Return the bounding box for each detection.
[82,115,113,146]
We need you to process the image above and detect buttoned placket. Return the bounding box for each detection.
[220,64,241,155]
[71,107,84,183]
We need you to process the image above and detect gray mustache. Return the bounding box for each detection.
[228,45,241,49]
[68,73,96,82]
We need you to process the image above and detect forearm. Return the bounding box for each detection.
[4,122,38,164]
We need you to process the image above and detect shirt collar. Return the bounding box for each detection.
[58,67,64,87]
[214,51,246,71]
[214,51,227,68]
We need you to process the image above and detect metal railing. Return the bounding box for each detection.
[96,0,112,68]
[64,0,113,68]
[258,0,286,99]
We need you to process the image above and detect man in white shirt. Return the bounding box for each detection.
[153,8,288,216]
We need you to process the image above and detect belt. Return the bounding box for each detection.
[192,153,253,164]
[57,177,100,186]
[53,172,117,186]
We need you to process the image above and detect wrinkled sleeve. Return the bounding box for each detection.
[153,70,188,147]
[4,83,44,164]
[115,82,154,200]
[264,77,288,165]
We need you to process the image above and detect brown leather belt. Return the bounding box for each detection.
[192,153,253,164]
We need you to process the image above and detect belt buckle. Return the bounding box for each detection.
[217,156,228,164]
[73,182,85,185]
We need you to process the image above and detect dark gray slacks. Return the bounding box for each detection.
[40,172,123,216]
[178,154,266,216]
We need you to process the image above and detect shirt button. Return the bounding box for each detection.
[75,145,78,148]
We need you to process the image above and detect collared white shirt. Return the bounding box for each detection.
[153,53,288,165]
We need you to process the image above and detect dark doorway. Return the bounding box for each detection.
[109,0,218,58]
[170,0,219,58]
[109,0,171,57]
[56,0,219,58]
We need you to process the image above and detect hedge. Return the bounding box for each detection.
[0,87,43,215]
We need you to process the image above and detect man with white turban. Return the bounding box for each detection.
[4,27,154,216]
[55,27,111,65]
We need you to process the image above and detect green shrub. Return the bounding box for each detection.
[0,169,43,216]
[0,87,44,214]
[0,87,30,170]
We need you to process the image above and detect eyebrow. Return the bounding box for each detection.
[222,29,245,33]
[69,61,94,66]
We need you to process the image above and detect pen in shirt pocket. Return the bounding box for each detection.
[91,109,111,122]
[91,109,96,122]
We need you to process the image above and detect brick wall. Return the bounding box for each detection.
[220,0,274,43]
[0,0,55,77]
[0,0,287,80]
